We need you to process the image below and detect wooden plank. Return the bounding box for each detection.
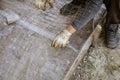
[64,9,106,80]
[0,0,105,80]
[64,10,106,80]
[64,25,102,80]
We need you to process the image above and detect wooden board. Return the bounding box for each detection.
[0,0,105,80]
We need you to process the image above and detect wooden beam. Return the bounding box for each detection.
[64,25,102,80]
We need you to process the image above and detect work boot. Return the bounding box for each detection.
[60,1,80,16]
[106,24,119,49]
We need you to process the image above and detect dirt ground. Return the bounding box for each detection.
[70,27,120,80]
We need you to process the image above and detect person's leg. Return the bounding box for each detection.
[105,24,119,49]
[60,0,85,16]
[71,0,86,6]
[105,0,120,49]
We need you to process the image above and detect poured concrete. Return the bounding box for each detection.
[0,0,104,80]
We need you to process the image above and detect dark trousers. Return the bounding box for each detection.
[71,0,86,6]
[72,0,103,30]
[104,0,120,39]
[105,0,120,24]
[71,0,120,30]
[71,0,120,23]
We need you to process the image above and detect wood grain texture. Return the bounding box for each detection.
[0,0,105,80]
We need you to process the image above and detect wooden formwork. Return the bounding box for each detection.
[0,0,105,80]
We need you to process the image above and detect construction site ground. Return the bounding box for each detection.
[70,28,120,80]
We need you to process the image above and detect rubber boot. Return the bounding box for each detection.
[106,24,119,49]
